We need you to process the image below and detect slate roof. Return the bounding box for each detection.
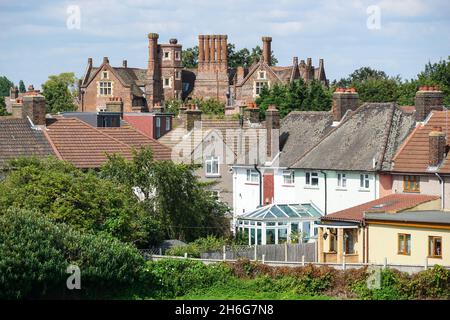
[321,194,440,223]
[393,111,450,174]
[45,117,171,168]
[279,111,334,167]
[0,118,55,168]
[289,103,416,171]
[365,210,450,225]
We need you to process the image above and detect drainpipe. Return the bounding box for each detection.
[254,164,262,207]
[435,172,445,210]
[320,171,327,215]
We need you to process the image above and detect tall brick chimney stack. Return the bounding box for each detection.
[146,32,161,109]
[415,86,444,122]
[262,36,272,65]
[244,102,260,124]
[10,86,19,100]
[265,105,280,160]
[185,104,202,131]
[332,87,359,122]
[11,98,23,118]
[429,126,446,167]
[22,85,46,126]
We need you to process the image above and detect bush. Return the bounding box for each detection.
[144,259,232,298]
[193,98,225,116]
[166,235,228,258]
[0,208,145,299]
[408,265,450,299]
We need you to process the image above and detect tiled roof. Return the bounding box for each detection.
[45,117,171,168]
[321,194,440,223]
[290,103,416,171]
[98,127,172,161]
[0,118,55,168]
[393,111,450,174]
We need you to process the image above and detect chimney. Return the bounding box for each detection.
[262,36,272,65]
[293,57,298,66]
[11,98,23,118]
[88,57,93,67]
[122,60,127,68]
[265,105,280,160]
[332,87,359,121]
[103,57,109,64]
[244,102,260,123]
[429,126,446,167]
[22,85,46,126]
[237,66,245,83]
[105,96,123,113]
[185,104,202,131]
[415,86,444,121]
[10,86,19,100]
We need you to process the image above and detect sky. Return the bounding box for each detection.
[0,0,449,89]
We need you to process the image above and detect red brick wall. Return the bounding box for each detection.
[123,115,154,138]
[263,173,274,205]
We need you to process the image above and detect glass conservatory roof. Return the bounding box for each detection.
[239,204,322,221]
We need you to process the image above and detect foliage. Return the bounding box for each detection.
[0,208,145,299]
[418,56,450,105]
[18,80,26,93]
[164,98,183,116]
[0,75,13,97]
[182,46,198,68]
[0,156,162,246]
[144,259,232,298]
[192,97,225,116]
[256,79,332,118]
[166,235,229,258]
[100,148,231,242]
[42,72,78,114]
[0,96,7,116]
[234,229,249,245]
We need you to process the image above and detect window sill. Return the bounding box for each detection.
[245,182,259,186]
[397,253,411,256]
[304,185,319,190]
[428,255,442,259]
[335,187,348,191]
[403,190,420,193]
[282,184,295,187]
[358,188,371,192]
[205,174,221,178]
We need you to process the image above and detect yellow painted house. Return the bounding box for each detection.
[316,194,447,266]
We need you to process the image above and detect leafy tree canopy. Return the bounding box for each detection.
[18,80,26,93]
[0,75,13,97]
[42,72,78,114]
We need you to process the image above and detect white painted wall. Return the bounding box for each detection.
[233,167,261,217]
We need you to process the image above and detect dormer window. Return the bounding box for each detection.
[102,71,109,79]
[257,71,266,80]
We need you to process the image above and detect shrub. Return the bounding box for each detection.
[144,259,232,298]
[0,208,145,299]
[166,235,228,258]
[407,265,450,299]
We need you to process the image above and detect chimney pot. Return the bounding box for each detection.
[122,60,127,68]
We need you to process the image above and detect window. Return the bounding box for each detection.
[305,171,319,186]
[205,156,219,176]
[175,70,181,80]
[175,51,181,61]
[329,233,336,252]
[258,71,266,80]
[163,77,171,88]
[163,50,171,60]
[404,175,420,192]
[98,81,112,96]
[246,169,259,183]
[398,234,411,255]
[360,174,370,189]
[283,170,295,185]
[344,230,355,254]
[165,117,171,131]
[102,71,108,79]
[429,236,442,258]
[254,81,268,96]
[155,117,161,138]
[337,173,347,188]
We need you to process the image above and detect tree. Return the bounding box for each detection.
[182,46,198,68]
[0,156,162,246]
[41,72,78,113]
[100,148,230,242]
[256,79,331,118]
[0,97,7,116]
[0,75,13,97]
[418,56,450,105]
[193,97,225,116]
[18,80,26,93]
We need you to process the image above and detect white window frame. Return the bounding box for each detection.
[205,156,220,177]
[175,51,181,61]
[305,171,319,187]
[257,70,267,80]
[360,174,370,189]
[246,169,259,183]
[102,71,109,79]
[98,81,112,96]
[163,77,172,88]
[254,81,268,97]
[283,170,295,185]
[337,173,347,188]
[163,50,171,61]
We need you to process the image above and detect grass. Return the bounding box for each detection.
[176,278,333,300]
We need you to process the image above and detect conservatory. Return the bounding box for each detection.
[235,203,323,245]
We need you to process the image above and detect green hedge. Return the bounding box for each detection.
[0,208,145,299]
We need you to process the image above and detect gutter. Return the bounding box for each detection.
[320,171,328,215]
[435,172,445,210]
[254,164,262,207]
